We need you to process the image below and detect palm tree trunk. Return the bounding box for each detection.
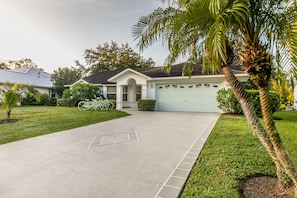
[258,85,297,187]
[221,66,291,186]
[6,110,11,122]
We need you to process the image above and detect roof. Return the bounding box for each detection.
[0,67,53,88]
[82,61,246,84]
[83,69,124,84]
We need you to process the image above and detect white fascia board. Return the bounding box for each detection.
[149,73,249,82]
[108,68,151,83]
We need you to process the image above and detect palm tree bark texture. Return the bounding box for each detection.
[241,41,297,188]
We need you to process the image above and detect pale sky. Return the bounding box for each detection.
[0,0,171,73]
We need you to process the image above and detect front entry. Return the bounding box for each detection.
[122,78,141,108]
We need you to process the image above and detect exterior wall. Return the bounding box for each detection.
[35,87,51,95]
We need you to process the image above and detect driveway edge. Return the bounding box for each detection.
[154,113,221,198]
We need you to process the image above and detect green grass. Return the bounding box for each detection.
[0,106,129,144]
[181,111,297,198]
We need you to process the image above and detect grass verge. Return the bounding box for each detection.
[0,106,129,145]
[181,111,297,197]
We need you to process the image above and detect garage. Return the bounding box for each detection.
[155,83,222,112]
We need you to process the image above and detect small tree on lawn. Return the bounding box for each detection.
[0,82,24,121]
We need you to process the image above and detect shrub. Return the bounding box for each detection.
[22,88,56,106]
[138,99,156,111]
[61,83,103,107]
[57,99,71,107]
[109,100,116,109]
[217,88,280,117]
[39,94,57,106]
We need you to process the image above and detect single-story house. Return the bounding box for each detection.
[71,62,249,113]
[0,67,55,97]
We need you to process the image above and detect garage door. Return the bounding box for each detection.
[156,83,221,112]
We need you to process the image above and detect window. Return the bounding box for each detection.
[123,86,128,101]
[107,86,116,100]
[136,85,142,101]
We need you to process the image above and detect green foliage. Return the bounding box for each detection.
[0,82,25,121]
[217,88,280,117]
[4,58,43,70]
[182,112,297,197]
[51,66,84,97]
[57,99,70,107]
[39,94,57,106]
[22,87,55,106]
[79,41,155,74]
[61,83,103,107]
[109,100,116,109]
[137,99,156,111]
[22,87,40,105]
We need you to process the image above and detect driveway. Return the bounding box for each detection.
[0,110,219,198]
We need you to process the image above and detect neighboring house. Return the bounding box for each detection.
[71,62,249,112]
[0,67,55,97]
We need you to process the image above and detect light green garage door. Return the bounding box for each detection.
[156,83,221,112]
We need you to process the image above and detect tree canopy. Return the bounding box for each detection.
[0,58,43,70]
[51,66,85,97]
[77,41,155,75]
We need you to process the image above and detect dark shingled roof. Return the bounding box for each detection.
[83,61,244,84]
[83,69,124,84]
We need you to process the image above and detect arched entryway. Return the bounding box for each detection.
[122,78,142,108]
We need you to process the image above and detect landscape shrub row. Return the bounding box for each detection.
[217,88,280,117]
[137,99,156,111]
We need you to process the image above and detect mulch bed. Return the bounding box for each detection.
[238,175,294,198]
[0,119,18,124]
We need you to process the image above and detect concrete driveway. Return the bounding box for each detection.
[0,110,219,198]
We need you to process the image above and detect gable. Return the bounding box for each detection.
[108,69,151,85]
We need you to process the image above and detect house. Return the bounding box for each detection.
[71,63,249,112]
[0,67,55,97]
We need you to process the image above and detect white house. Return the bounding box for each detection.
[0,67,55,97]
[73,63,249,113]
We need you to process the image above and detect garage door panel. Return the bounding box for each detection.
[156,83,220,112]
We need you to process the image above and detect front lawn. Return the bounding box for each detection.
[181,111,297,197]
[0,106,129,145]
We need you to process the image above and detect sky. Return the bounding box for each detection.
[0,0,172,73]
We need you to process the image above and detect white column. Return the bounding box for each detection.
[102,86,108,98]
[116,85,123,109]
[141,84,147,99]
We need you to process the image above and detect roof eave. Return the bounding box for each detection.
[108,68,151,83]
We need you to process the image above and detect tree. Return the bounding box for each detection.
[0,61,9,69]
[0,82,24,121]
[77,41,155,74]
[6,58,43,70]
[238,0,297,187]
[61,83,103,106]
[51,66,84,97]
[133,0,297,191]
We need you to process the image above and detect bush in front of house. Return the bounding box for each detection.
[217,88,280,117]
[109,100,116,109]
[61,83,103,107]
[22,88,57,106]
[138,99,156,111]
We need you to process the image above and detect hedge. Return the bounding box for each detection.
[217,89,280,117]
[138,100,156,111]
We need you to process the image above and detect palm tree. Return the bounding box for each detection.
[133,0,297,189]
[238,0,297,187]
[0,82,23,121]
